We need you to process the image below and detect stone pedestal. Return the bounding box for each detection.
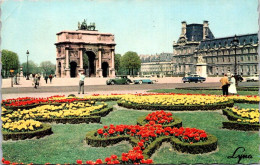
[97,68,103,78]
[109,68,115,77]
[196,63,207,77]
[65,68,70,78]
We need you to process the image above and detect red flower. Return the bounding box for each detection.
[86,160,94,164]
[105,157,111,162]
[111,155,117,160]
[97,129,103,134]
[200,133,207,138]
[122,156,129,161]
[76,160,82,164]
[104,125,108,129]
[95,159,103,164]
[113,160,120,164]
[138,142,144,147]
[146,159,153,164]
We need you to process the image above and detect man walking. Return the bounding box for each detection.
[220,74,230,95]
[78,71,86,94]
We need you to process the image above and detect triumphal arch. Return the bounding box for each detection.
[55,20,116,78]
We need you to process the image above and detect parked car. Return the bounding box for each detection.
[245,74,259,82]
[182,74,206,83]
[133,79,156,84]
[106,76,132,85]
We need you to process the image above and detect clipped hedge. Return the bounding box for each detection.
[118,100,234,111]
[2,123,53,141]
[222,109,260,131]
[90,107,114,117]
[37,116,101,124]
[222,121,260,131]
[136,116,182,128]
[85,130,218,158]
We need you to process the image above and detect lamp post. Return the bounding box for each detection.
[233,35,239,75]
[26,50,30,80]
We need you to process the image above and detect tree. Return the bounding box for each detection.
[120,51,141,76]
[1,49,20,78]
[114,54,121,75]
[39,61,56,75]
[21,60,40,76]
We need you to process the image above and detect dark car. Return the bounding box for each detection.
[182,74,206,83]
[106,76,132,85]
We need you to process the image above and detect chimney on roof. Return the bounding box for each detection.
[203,20,209,40]
[181,21,187,37]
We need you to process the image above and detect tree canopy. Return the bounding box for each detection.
[1,49,20,78]
[120,51,141,76]
[115,54,121,74]
[21,60,41,75]
[39,61,56,75]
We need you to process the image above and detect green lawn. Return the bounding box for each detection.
[2,101,259,164]
[147,89,259,95]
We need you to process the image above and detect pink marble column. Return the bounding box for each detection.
[79,50,83,69]
[111,49,115,69]
[65,49,69,68]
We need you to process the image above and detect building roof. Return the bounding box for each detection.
[198,33,258,49]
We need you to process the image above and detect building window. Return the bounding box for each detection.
[240,56,244,61]
[222,57,224,62]
[228,57,231,62]
[248,56,250,61]
[255,55,258,60]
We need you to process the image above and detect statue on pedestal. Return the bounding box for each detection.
[78,19,96,31]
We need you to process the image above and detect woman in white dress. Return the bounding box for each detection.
[228,75,237,95]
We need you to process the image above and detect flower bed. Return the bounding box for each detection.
[2,123,52,140]
[84,111,218,164]
[2,99,114,141]
[227,95,260,104]
[2,95,93,110]
[118,94,234,111]
[136,110,182,128]
[222,107,260,131]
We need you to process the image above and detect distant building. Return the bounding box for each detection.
[140,53,173,76]
[172,21,259,76]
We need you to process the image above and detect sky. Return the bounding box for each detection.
[1,0,258,65]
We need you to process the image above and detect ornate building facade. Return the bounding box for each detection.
[55,21,116,78]
[140,53,173,76]
[172,21,259,76]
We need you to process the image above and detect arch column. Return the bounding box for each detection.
[109,49,115,77]
[78,48,84,76]
[97,46,103,77]
[65,48,70,78]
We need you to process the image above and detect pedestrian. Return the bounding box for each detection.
[14,74,17,85]
[49,74,53,83]
[33,74,39,89]
[78,71,86,94]
[228,74,237,95]
[220,74,230,96]
[44,75,48,84]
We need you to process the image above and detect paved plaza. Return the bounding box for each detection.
[1,76,257,100]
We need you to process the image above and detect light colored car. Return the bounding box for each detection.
[245,74,259,82]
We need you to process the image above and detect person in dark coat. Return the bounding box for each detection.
[49,74,53,83]
[44,75,48,84]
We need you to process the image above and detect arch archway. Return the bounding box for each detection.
[102,62,109,77]
[70,61,77,78]
[85,51,96,77]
